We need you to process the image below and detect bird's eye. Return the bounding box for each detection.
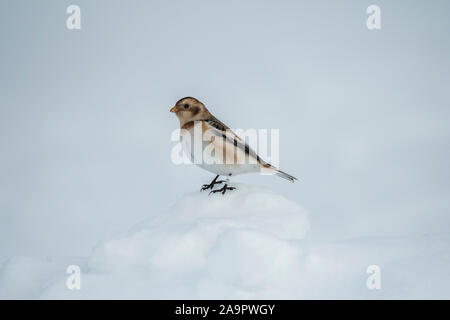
[183,104,189,109]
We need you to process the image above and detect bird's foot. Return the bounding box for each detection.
[200,175,226,191]
[209,184,236,196]
[201,181,226,191]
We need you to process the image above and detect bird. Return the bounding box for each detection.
[170,97,297,194]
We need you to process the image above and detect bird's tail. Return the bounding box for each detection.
[275,169,297,183]
[259,160,297,183]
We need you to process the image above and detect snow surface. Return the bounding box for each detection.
[1,184,449,299]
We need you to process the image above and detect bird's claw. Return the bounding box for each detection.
[200,181,225,191]
[200,175,226,191]
[208,184,236,196]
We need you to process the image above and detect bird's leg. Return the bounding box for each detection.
[200,175,226,191]
[208,183,236,196]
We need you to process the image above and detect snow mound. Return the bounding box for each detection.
[4,184,448,299]
[39,184,310,299]
[89,184,309,273]
[0,256,58,299]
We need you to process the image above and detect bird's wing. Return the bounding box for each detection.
[203,117,297,182]
[204,116,271,168]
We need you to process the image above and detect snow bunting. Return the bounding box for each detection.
[170,97,297,194]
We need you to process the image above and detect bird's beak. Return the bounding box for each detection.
[170,106,178,113]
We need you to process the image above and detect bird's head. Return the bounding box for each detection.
[170,97,210,126]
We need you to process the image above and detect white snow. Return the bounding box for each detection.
[0,256,58,299]
[1,184,449,299]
